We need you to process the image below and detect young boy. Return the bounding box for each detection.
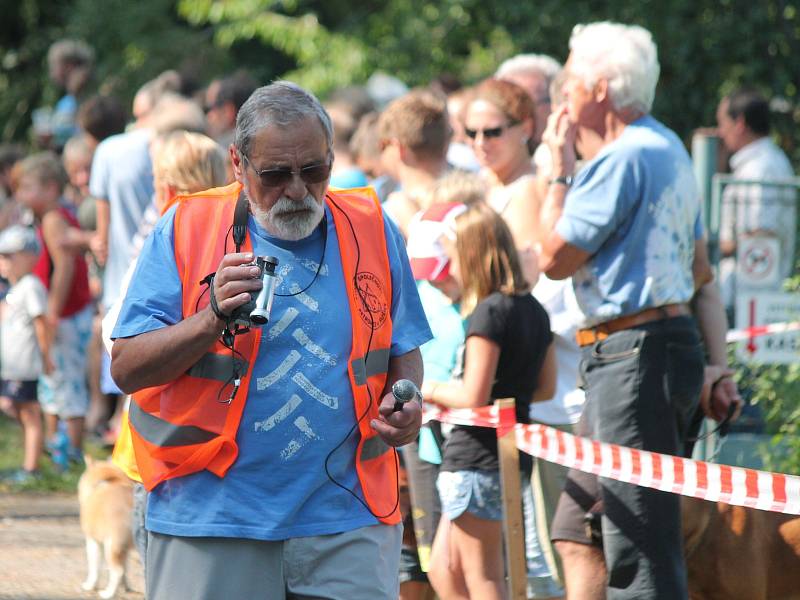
[0,225,51,483]
[15,153,93,469]
[378,89,452,237]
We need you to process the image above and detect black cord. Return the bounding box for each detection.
[205,197,398,517]
[205,213,327,403]
[216,332,248,404]
[323,194,401,521]
[275,212,327,298]
[687,378,738,442]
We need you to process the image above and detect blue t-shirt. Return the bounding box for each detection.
[556,115,702,325]
[416,281,464,383]
[89,129,154,310]
[112,203,432,540]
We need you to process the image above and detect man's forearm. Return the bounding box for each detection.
[111,306,225,393]
[538,183,568,244]
[382,348,423,397]
[692,280,728,366]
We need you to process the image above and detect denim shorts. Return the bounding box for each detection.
[0,379,38,403]
[437,469,503,521]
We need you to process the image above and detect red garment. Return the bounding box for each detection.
[33,205,91,317]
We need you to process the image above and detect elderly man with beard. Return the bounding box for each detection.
[110,81,431,600]
[536,22,713,600]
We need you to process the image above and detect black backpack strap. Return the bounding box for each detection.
[233,189,249,252]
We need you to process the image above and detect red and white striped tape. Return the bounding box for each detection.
[515,423,800,515]
[424,405,800,515]
[726,320,800,343]
[422,405,498,428]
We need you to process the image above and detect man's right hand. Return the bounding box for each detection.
[542,104,577,179]
[210,252,263,323]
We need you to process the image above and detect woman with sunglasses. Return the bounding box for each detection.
[464,79,541,278]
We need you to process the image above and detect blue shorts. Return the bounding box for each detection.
[0,379,38,403]
[437,469,502,521]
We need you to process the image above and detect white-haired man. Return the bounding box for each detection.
[536,22,712,599]
[110,81,431,599]
[496,53,562,145]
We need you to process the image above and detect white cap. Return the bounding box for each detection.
[0,225,40,255]
[406,202,466,281]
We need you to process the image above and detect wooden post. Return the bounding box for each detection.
[496,398,527,600]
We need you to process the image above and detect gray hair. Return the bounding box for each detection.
[496,54,562,87]
[234,81,333,158]
[568,22,659,114]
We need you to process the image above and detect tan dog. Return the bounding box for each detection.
[683,496,800,600]
[78,456,134,599]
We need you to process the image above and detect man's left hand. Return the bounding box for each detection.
[371,391,422,447]
[700,365,743,422]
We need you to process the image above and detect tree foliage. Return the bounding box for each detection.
[2,0,799,160]
[0,0,231,142]
[175,0,800,160]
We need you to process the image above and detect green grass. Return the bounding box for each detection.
[0,413,111,494]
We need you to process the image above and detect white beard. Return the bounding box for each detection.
[250,191,325,241]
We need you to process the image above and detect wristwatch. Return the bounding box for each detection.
[549,175,573,187]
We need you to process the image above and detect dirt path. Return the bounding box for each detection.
[0,493,144,600]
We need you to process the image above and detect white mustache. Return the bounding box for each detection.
[270,195,320,217]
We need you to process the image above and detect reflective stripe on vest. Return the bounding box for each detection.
[351,348,391,386]
[129,398,216,447]
[187,352,247,384]
[361,434,391,462]
[128,183,400,524]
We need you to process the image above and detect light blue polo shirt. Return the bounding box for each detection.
[89,129,154,310]
[556,115,703,326]
[113,201,432,540]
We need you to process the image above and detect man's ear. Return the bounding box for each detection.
[594,79,609,104]
[229,145,244,183]
[734,115,749,137]
[396,141,413,167]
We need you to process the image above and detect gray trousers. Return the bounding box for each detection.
[146,523,402,600]
[552,317,704,600]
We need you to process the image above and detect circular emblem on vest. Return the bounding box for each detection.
[355,271,388,330]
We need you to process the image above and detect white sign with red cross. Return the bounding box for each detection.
[736,236,781,288]
[735,292,800,364]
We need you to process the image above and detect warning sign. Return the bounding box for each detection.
[735,292,800,364]
[737,236,780,287]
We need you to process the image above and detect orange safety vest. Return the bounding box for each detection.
[128,182,400,524]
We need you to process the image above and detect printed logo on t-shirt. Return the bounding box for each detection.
[355,271,388,330]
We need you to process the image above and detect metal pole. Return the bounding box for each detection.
[692,134,719,261]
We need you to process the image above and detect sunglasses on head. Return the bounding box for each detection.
[241,153,332,188]
[464,122,519,140]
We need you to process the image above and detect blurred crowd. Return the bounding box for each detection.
[0,23,794,600]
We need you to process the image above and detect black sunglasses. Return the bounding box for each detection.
[241,153,332,188]
[464,122,519,140]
